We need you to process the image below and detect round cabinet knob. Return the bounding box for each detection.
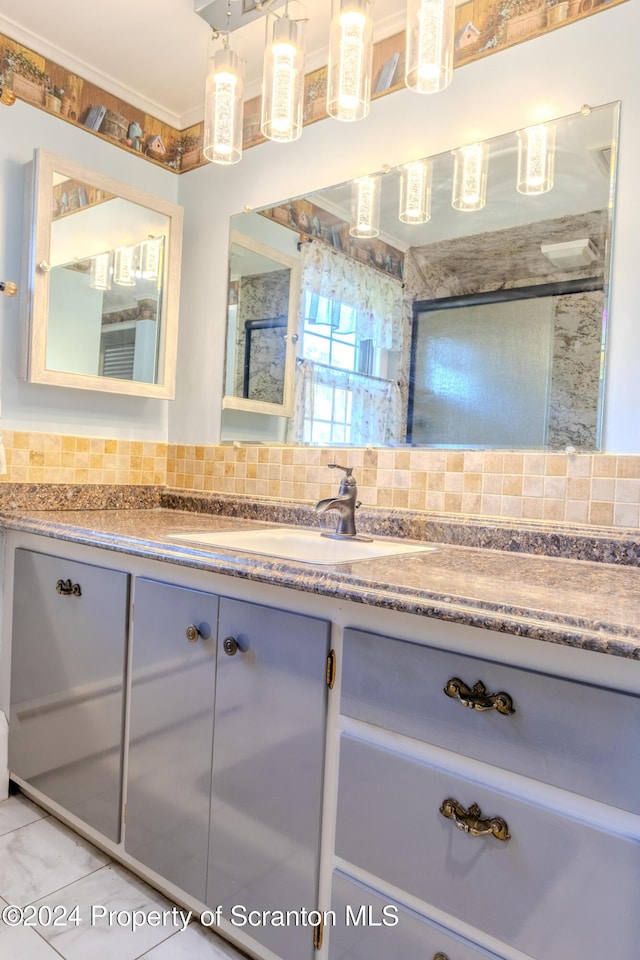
[37,260,51,273]
[223,636,239,656]
[185,624,201,643]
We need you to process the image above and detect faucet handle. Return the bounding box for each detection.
[327,462,353,477]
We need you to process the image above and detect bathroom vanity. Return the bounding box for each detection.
[1,507,639,960]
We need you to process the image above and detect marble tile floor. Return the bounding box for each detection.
[0,793,249,960]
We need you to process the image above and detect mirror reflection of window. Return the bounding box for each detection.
[291,242,404,446]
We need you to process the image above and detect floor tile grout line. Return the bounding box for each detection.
[0,812,51,839]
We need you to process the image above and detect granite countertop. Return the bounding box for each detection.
[2,506,639,660]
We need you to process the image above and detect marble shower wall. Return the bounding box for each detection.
[234,270,290,404]
[402,210,608,447]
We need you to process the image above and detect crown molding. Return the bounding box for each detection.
[0,13,182,128]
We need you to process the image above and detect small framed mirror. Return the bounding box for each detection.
[222,230,300,417]
[20,149,183,398]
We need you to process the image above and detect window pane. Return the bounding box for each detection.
[332,424,347,444]
[303,334,331,364]
[331,342,356,371]
[311,421,332,444]
[314,384,334,420]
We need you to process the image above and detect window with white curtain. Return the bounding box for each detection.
[290,243,404,445]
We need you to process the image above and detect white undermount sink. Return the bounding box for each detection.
[167,527,437,565]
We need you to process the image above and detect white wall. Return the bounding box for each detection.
[0,101,179,440]
[173,2,640,452]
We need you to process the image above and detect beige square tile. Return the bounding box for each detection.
[427,472,445,492]
[544,476,567,500]
[544,455,567,476]
[615,478,640,504]
[566,455,592,478]
[480,494,502,516]
[567,477,590,500]
[522,475,544,498]
[589,501,614,526]
[392,488,409,508]
[542,499,565,522]
[503,453,524,475]
[444,492,462,512]
[523,453,545,476]
[444,472,464,493]
[591,477,615,501]
[463,451,484,472]
[501,496,523,518]
[565,500,589,524]
[592,455,617,477]
[522,497,544,520]
[613,502,640,527]
[394,451,410,470]
[484,452,504,473]
[408,489,427,510]
[446,452,464,472]
[461,493,481,514]
[426,491,445,511]
[503,475,523,497]
[463,472,482,493]
[617,456,640,480]
[409,471,427,491]
[482,473,502,495]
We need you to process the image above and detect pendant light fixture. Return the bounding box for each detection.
[350,174,380,238]
[451,142,489,212]
[517,123,556,195]
[399,159,433,223]
[139,237,163,281]
[90,252,111,291]
[203,3,245,166]
[405,0,454,94]
[113,246,136,287]
[261,2,306,142]
[327,0,373,122]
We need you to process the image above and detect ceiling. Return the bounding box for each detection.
[0,0,413,128]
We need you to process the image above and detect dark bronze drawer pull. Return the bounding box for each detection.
[440,798,510,841]
[56,579,81,597]
[444,677,514,716]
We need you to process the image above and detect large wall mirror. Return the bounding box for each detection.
[21,149,183,398]
[222,101,619,449]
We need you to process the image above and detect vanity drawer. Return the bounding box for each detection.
[341,627,640,812]
[329,871,502,960]
[335,734,640,960]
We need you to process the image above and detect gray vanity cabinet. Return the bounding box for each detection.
[125,578,219,902]
[208,597,331,960]
[9,548,129,843]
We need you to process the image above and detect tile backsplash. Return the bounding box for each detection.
[2,431,639,530]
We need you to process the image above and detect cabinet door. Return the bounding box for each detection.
[208,597,330,960]
[9,548,129,842]
[125,578,218,902]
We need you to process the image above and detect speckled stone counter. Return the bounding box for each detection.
[2,506,639,661]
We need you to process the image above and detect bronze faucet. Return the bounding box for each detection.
[315,463,371,541]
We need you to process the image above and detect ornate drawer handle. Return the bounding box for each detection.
[185,624,201,643]
[444,677,514,716]
[440,798,510,841]
[433,954,450,960]
[56,579,81,597]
